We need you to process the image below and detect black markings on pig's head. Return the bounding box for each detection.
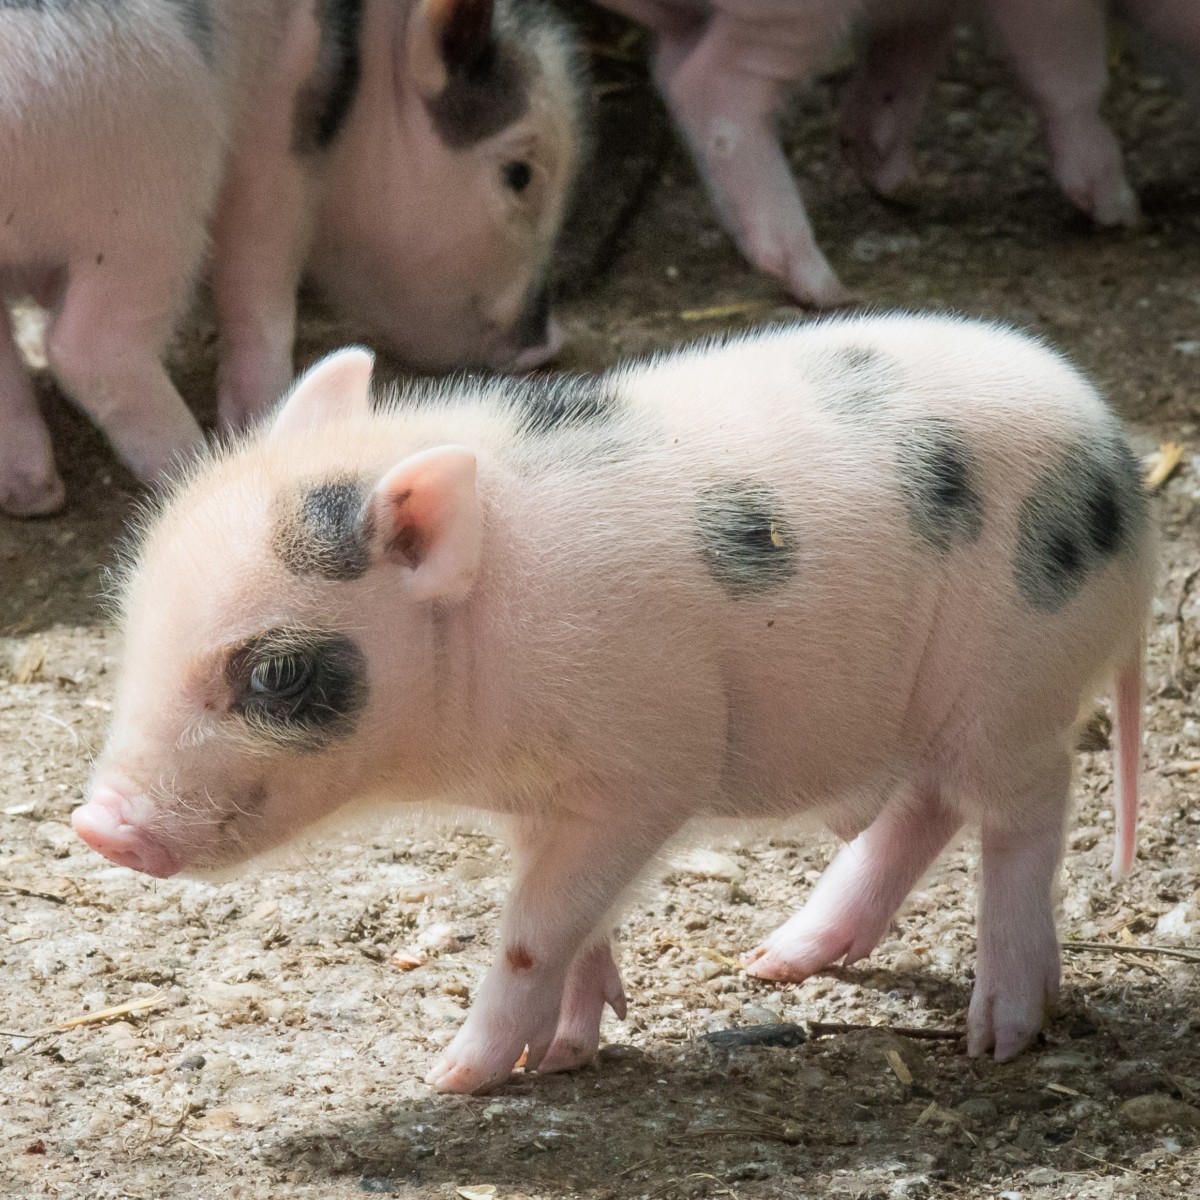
[226,628,368,751]
[272,476,372,581]
[166,0,215,62]
[424,3,530,149]
[897,419,984,552]
[291,0,364,154]
[811,344,901,417]
[696,481,798,599]
[1014,436,1146,613]
[512,375,619,437]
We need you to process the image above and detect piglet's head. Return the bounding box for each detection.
[75,350,483,878]
[310,0,584,371]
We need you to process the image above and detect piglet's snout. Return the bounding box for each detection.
[72,783,180,879]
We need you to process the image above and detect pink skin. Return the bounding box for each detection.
[602,0,857,307]
[966,755,1070,1060]
[745,786,963,981]
[72,783,182,880]
[986,0,1139,227]
[846,0,1141,225]
[0,303,63,516]
[744,769,1069,1061]
[839,6,955,197]
[0,0,580,513]
[426,806,679,1094]
[75,323,1153,1093]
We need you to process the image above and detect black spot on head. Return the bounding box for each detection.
[513,375,619,437]
[811,344,902,417]
[1015,436,1147,612]
[424,25,529,150]
[696,481,798,599]
[291,0,363,154]
[165,0,213,61]
[897,419,984,552]
[272,476,371,581]
[226,628,367,751]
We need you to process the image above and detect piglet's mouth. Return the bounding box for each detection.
[72,785,182,879]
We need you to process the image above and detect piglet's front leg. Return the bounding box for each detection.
[425,808,677,1095]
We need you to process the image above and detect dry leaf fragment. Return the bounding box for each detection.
[54,991,167,1031]
[915,1101,938,1127]
[13,640,47,685]
[679,301,770,321]
[456,1186,498,1200]
[1144,443,1184,492]
[1045,1083,1082,1097]
[886,1049,914,1085]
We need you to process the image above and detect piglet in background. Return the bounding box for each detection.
[843,0,1200,225]
[598,0,1192,306]
[75,315,1154,1093]
[0,0,584,517]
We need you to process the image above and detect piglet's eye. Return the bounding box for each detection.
[503,160,533,193]
[249,653,312,700]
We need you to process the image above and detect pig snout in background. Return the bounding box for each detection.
[74,315,1156,1095]
[0,0,586,519]
[595,0,1196,305]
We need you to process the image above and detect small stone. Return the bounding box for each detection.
[178,1054,206,1072]
[1155,901,1196,940]
[1025,1168,1061,1185]
[453,857,491,881]
[955,1097,999,1126]
[198,1102,271,1130]
[200,981,266,1016]
[417,923,467,954]
[700,1023,807,1049]
[1119,1094,1200,1132]
[741,1005,782,1026]
[673,848,745,883]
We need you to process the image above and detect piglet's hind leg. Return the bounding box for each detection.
[745,788,961,981]
[967,754,1070,1062]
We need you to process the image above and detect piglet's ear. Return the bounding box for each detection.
[405,0,495,100]
[270,347,375,440]
[368,446,482,602]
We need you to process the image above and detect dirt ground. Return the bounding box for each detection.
[3,11,1200,1200]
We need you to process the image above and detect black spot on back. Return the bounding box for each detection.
[291,0,363,154]
[513,376,619,437]
[272,476,371,581]
[697,481,798,599]
[810,344,902,417]
[1015,436,1147,612]
[897,419,984,552]
[227,628,367,751]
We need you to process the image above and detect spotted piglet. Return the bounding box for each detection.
[74,316,1155,1094]
[0,0,583,516]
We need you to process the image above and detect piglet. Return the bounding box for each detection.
[0,0,584,516]
[75,315,1155,1093]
